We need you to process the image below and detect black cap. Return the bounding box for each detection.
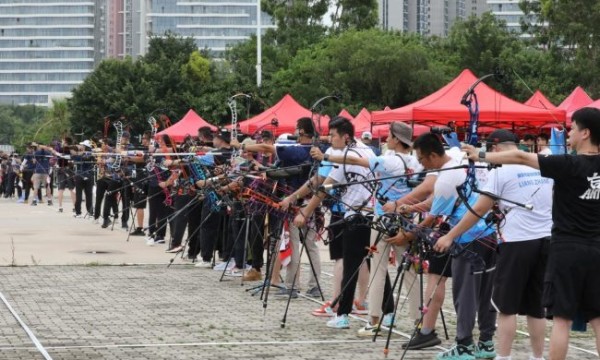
[215,129,231,144]
[486,129,518,148]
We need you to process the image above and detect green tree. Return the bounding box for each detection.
[331,0,378,31]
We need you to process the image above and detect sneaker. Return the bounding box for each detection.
[402,330,442,350]
[435,344,475,360]
[312,301,336,317]
[154,238,165,244]
[58,208,63,213]
[101,219,111,228]
[121,222,128,230]
[165,245,183,253]
[382,313,395,328]
[357,323,381,337]
[31,200,38,206]
[129,228,145,236]
[93,218,100,224]
[242,268,262,281]
[305,286,322,298]
[474,340,496,359]
[352,300,368,315]
[47,199,53,206]
[17,197,24,204]
[273,288,298,299]
[145,237,156,246]
[73,214,82,218]
[195,260,213,268]
[225,267,244,277]
[326,314,350,329]
[213,260,235,271]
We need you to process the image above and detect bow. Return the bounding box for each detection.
[111,121,123,170]
[228,93,252,163]
[457,73,496,219]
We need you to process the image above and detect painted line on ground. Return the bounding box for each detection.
[0,290,53,359]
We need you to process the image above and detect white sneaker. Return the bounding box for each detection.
[145,237,155,246]
[226,268,244,277]
[195,260,213,268]
[213,260,235,271]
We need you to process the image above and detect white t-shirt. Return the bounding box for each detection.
[482,164,553,242]
[368,152,422,215]
[538,147,552,155]
[328,141,376,218]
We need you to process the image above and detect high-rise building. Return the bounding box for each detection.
[487,0,536,36]
[104,0,275,60]
[380,0,488,37]
[0,0,99,106]
[0,0,274,106]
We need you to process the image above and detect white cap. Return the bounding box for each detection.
[79,140,92,148]
[276,133,294,143]
[361,131,373,140]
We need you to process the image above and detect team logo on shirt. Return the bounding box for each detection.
[579,172,600,200]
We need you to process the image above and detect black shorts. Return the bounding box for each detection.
[492,238,548,318]
[57,168,75,190]
[427,252,452,278]
[543,240,600,321]
[327,211,345,260]
[131,185,147,209]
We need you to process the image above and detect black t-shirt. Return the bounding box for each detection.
[538,154,600,242]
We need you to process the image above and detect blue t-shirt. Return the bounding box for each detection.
[430,158,495,244]
[275,144,312,191]
[33,149,51,174]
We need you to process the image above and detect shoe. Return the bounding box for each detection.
[129,228,145,236]
[474,340,495,359]
[305,286,322,298]
[73,214,82,218]
[31,200,37,206]
[357,322,383,337]
[101,219,111,228]
[326,314,350,329]
[242,268,262,281]
[352,300,368,315]
[213,260,235,271]
[93,218,99,224]
[382,313,395,328]
[273,288,298,299]
[195,260,213,268]
[225,267,244,277]
[165,245,183,253]
[435,343,475,360]
[311,301,335,317]
[402,330,442,350]
[17,197,24,203]
[58,208,63,213]
[154,238,165,244]
[47,199,53,206]
[121,222,128,230]
[145,236,155,246]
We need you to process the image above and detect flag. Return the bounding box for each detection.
[279,219,292,267]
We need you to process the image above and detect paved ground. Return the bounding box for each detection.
[0,197,598,359]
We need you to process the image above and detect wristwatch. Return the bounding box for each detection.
[478,150,486,161]
[323,154,329,161]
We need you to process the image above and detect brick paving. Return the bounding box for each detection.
[0,197,598,359]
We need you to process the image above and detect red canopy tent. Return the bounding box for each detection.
[236,94,329,136]
[371,69,566,127]
[338,109,354,121]
[525,90,557,110]
[558,86,594,126]
[156,109,217,142]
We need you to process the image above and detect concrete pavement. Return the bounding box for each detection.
[0,196,598,359]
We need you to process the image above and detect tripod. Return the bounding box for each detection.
[374,235,450,359]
